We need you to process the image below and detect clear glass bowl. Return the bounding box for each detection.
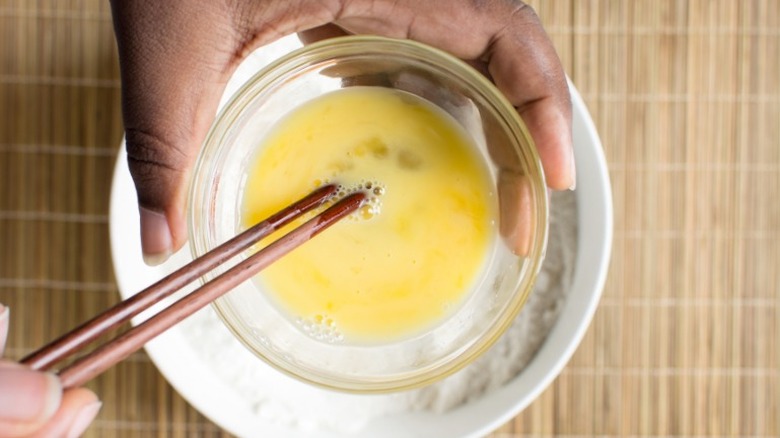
[189,36,548,393]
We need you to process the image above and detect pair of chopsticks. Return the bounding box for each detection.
[21,185,365,389]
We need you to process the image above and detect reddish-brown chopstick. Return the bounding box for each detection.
[56,191,365,389]
[21,184,358,381]
[22,184,337,372]
[55,191,365,389]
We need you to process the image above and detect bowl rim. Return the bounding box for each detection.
[109,35,612,437]
[186,35,551,393]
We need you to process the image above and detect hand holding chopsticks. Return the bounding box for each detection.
[21,185,366,389]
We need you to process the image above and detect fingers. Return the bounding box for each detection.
[0,308,61,438]
[338,0,574,190]
[112,0,571,265]
[484,3,575,190]
[28,388,101,438]
[0,362,62,437]
[0,307,101,438]
[110,0,343,265]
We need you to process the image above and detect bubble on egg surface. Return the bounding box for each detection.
[321,179,386,223]
[296,314,344,344]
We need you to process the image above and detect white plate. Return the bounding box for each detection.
[109,35,612,438]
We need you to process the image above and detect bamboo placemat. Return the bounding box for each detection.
[0,1,777,437]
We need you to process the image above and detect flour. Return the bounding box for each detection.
[178,190,577,433]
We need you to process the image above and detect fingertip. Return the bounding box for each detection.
[65,386,99,403]
[40,373,64,421]
[540,141,575,191]
[168,208,189,253]
[142,251,172,267]
[568,139,577,191]
[139,207,173,266]
[518,102,575,191]
[0,368,62,436]
[65,400,101,438]
[29,387,101,438]
[62,389,101,438]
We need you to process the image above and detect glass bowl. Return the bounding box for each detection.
[188,36,548,393]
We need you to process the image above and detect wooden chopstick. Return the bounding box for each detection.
[22,184,337,371]
[22,185,365,388]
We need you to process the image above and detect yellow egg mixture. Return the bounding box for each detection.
[242,87,496,343]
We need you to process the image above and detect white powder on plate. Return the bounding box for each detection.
[179,190,577,433]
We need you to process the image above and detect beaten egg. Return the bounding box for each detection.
[242,87,496,343]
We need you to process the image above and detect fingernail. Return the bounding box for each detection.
[143,251,172,267]
[139,207,172,266]
[569,147,577,190]
[65,400,102,438]
[0,305,8,353]
[0,369,61,423]
[568,144,577,191]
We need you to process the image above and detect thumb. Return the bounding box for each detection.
[111,1,237,264]
[0,363,62,437]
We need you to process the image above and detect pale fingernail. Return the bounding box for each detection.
[139,207,172,266]
[0,369,61,423]
[568,144,577,190]
[0,305,8,353]
[65,400,102,438]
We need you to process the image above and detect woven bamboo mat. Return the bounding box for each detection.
[0,1,777,437]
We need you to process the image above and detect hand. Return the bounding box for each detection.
[0,305,101,438]
[110,0,575,263]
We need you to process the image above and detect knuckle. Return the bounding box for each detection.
[125,128,186,175]
[124,128,188,206]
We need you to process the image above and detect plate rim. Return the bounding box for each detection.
[109,45,612,438]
